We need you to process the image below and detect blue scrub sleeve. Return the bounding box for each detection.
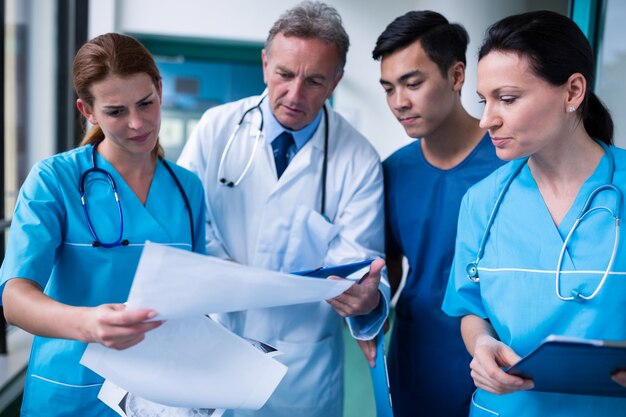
[0,161,65,296]
[441,189,489,319]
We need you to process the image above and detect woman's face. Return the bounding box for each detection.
[77,72,162,158]
[477,51,570,161]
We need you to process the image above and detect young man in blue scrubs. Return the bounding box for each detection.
[359,11,504,417]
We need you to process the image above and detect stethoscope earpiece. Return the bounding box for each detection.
[220,178,235,187]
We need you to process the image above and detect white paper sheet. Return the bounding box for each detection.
[125,242,354,320]
[82,316,286,410]
[81,242,354,412]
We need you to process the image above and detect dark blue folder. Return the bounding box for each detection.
[506,335,626,397]
[293,259,374,279]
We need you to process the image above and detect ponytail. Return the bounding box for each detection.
[79,125,105,147]
[583,92,613,146]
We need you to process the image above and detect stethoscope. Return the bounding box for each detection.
[466,141,622,301]
[79,143,195,249]
[217,96,330,219]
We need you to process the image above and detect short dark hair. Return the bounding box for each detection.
[479,10,613,145]
[372,10,469,77]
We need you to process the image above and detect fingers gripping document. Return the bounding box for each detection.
[80,242,354,413]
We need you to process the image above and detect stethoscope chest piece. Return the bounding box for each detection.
[466,262,480,282]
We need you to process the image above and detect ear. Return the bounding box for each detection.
[326,69,344,100]
[449,61,465,93]
[261,48,269,85]
[76,99,97,125]
[565,72,586,112]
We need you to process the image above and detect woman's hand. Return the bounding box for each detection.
[80,304,162,350]
[470,334,534,394]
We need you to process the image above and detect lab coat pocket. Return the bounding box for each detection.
[273,335,339,408]
[283,205,340,271]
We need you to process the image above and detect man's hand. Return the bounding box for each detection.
[327,259,385,317]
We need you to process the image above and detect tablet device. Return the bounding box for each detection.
[293,259,375,279]
[506,335,626,397]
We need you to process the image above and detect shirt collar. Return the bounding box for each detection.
[261,96,323,151]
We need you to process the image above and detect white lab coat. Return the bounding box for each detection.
[178,95,388,417]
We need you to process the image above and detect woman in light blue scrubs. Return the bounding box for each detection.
[0,33,206,416]
[443,11,626,416]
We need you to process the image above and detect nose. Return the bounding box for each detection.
[286,78,304,103]
[391,88,411,112]
[127,109,144,130]
[479,102,501,131]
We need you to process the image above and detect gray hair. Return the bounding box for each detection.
[265,1,350,70]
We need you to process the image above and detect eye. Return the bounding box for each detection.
[105,108,124,117]
[139,100,154,108]
[500,95,517,104]
[478,98,486,105]
[406,81,423,89]
[277,71,292,80]
[306,78,323,87]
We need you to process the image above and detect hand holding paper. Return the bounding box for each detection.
[81,242,358,412]
[326,258,385,317]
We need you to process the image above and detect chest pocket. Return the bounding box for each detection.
[282,205,340,272]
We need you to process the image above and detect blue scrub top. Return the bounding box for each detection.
[443,146,626,416]
[0,145,206,417]
[384,133,503,417]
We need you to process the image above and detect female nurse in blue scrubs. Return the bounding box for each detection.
[443,11,626,416]
[0,33,206,416]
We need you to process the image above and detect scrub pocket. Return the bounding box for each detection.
[22,375,113,416]
[283,205,340,271]
[272,335,338,408]
[470,391,500,417]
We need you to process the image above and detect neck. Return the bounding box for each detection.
[528,129,603,189]
[528,127,604,226]
[420,103,485,170]
[96,140,156,177]
[95,140,157,205]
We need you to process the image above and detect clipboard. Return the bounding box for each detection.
[506,335,626,397]
[369,331,393,416]
[292,259,374,279]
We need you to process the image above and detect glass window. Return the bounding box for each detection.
[596,0,626,148]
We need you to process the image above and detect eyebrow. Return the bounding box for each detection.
[102,92,154,110]
[380,69,425,85]
[477,86,520,96]
[276,65,327,81]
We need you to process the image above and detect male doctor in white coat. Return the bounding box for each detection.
[177,1,389,416]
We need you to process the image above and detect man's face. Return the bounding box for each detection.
[380,39,461,138]
[262,33,342,131]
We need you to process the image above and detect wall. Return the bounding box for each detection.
[88,0,567,159]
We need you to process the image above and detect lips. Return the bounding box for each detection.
[280,103,304,115]
[491,137,511,147]
[398,115,419,126]
[128,132,151,143]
